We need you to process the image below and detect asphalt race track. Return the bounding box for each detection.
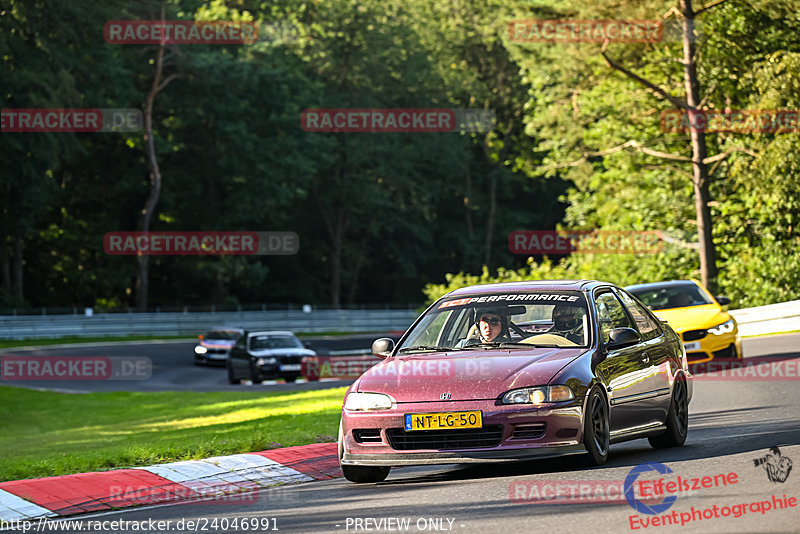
[2,334,799,533]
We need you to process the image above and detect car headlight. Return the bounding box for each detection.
[344,392,394,411]
[257,357,277,366]
[708,319,735,336]
[194,346,207,355]
[501,385,575,405]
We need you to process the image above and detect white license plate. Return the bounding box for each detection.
[683,342,700,352]
[279,364,301,371]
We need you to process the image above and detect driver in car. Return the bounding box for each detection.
[549,304,586,344]
[457,308,512,346]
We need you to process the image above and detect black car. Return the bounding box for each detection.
[194,327,245,365]
[227,331,316,384]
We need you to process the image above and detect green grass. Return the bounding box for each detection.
[742,329,800,338]
[0,385,347,482]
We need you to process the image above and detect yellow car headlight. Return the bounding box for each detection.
[708,319,735,336]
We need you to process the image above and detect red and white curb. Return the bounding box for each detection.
[0,443,339,522]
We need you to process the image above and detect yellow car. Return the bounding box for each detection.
[625,279,742,363]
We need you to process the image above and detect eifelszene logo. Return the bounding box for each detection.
[625,463,678,515]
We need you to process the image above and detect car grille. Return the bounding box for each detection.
[511,423,546,439]
[713,344,737,359]
[277,355,304,364]
[683,329,707,341]
[206,348,227,354]
[386,426,503,450]
[353,429,382,443]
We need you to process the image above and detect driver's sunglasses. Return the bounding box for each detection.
[480,316,501,326]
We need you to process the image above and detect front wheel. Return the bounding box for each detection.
[583,386,609,466]
[247,362,262,384]
[226,361,239,384]
[649,377,688,448]
[338,420,390,483]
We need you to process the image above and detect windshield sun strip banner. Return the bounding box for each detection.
[438,293,581,308]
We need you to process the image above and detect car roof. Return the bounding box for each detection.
[208,326,245,332]
[248,331,297,337]
[625,279,701,292]
[444,279,613,297]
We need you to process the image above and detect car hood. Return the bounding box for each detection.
[249,348,315,357]
[653,304,730,332]
[356,348,587,402]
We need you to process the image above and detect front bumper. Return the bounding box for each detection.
[341,399,586,467]
[682,332,741,363]
[195,348,230,363]
[341,445,585,466]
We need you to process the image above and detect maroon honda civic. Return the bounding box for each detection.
[338,280,693,483]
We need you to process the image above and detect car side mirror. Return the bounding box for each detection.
[606,327,641,351]
[371,338,395,359]
[198,335,204,341]
[715,295,731,306]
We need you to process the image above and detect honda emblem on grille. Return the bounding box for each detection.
[440,392,451,400]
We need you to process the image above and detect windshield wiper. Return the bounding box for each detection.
[460,342,533,349]
[397,345,451,353]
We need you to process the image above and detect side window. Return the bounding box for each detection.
[617,290,661,341]
[412,311,449,347]
[594,291,634,343]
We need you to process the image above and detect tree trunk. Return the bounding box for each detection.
[12,232,23,301]
[135,23,179,310]
[681,0,718,292]
[329,211,344,309]
[483,169,498,267]
[0,237,10,294]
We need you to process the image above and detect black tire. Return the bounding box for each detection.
[284,376,297,383]
[194,358,205,366]
[649,377,688,448]
[583,386,610,466]
[247,362,262,384]
[226,361,238,385]
[338,420,390,483]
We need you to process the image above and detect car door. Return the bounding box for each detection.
[616,289,673,423]
[593,289,653,433]
[229,334,248,375]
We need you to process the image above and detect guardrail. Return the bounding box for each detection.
[0,300,796,340]
[729,300,800,337]
[0,309,418,340]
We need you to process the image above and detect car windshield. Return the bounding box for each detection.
[628,282,712,310]
[250,335,302,350]
[204,330,241,341]
[397,291,590,353]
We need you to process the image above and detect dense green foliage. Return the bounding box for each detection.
[3,0,798,310]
